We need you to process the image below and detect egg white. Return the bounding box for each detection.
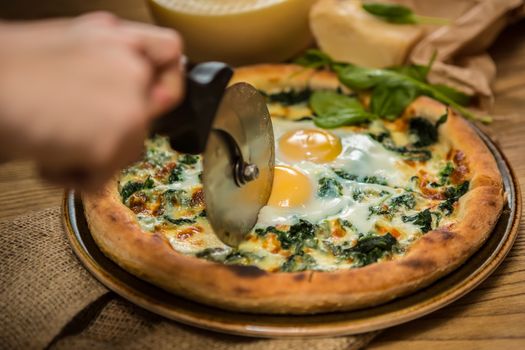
[256,118,414,234]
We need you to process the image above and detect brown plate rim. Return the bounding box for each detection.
[63,126,521,338]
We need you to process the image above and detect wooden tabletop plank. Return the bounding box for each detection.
[0,1,523,348]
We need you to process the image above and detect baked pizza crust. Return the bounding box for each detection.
[83,65,504,314]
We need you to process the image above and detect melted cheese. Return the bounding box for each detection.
[119,87,469,273]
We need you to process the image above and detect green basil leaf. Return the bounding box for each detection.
[431,84,471,106]
[310,90,376,128]
[370,81,420,120]
[362,3,416,24]
[337,63,489,123]
[294,49,334,69]
[336,65,386,90]
[363,2,450,25]
[388,51,436,82]
[388,64,428,82]
[436,111,448,127]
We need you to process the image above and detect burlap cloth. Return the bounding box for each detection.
[0,207,379,349]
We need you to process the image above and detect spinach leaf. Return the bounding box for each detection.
[178,154,199,165]
[362,2,449,25]
[168,165,184,183]
[263,89,312,106]
[280,220,318,252]
[438,162,454,185]
[369,132,432,162]
[409,117,438,147]
[310,90,376,128]
[333,169,388,185]
[388,52,435,82]
[439,181,470,215]
[280,252,317,272]
[120,176,154,202]
[336,64,490,123]
[223,251,262,265]
[369,193,416,217]
[389,193,416,210]
[294,50,489,123]
[196,247,231,262]
[256,220,318,254]
[196,249,262,266]
[436,111,449,127]
[431,84,471,106]
[331,233,397,267]
[402,209,433,233]
[370,81,420,120]
[164,216,196,225]
[293,49,334,69]
[318,177,343,198]
[254,225,286,237]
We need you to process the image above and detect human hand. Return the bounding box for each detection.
[0,12,184,189]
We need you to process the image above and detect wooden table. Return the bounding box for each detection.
[1,1,524,348]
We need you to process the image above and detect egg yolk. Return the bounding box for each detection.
[268,165,311,208]
[279,129,342,163]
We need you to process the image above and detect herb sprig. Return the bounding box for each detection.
[362,2,450,25]
[294,50,490,124]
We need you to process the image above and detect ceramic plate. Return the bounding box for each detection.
[63,127,521,338]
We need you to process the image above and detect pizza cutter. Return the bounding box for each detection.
[151,62,275,247]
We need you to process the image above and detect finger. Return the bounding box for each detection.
[118,21,183,67]
[76,11,119,25]
[147,63,185,118]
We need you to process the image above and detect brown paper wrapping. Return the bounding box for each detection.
[397,0,524,109]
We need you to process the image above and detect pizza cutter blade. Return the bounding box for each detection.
[202,83,274,247]
[151,62,274,247]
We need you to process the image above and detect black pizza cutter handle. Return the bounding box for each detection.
[150,62,234,154]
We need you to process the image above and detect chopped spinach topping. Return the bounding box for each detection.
[254,225,286,237]
[164,215,196,225]
[168,165,184,183]
[389,193,416,210]
[120,176,154,202]
[318,177,343,197]
[282,220,318,253]
[402,209,433,233]
[281,252,317,272]
[196,247,231,262]
[333,169,388,185]
[369,131,432,162]
[144,145,171,167]
[223,251,262,265]
[196,248,261,266]
[352,188,365,201]
[178,154,199,165]
[257,220,318,253]
[162,189,187,207]
[409,117,439,147]
[352,188,389,202]
[438,162,454,185]
[262,89,311,106]
[372,192,417,217]
[439,181,470,215]
[330,233,398,267]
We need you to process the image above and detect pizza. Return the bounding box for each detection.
[83,64,504,314]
